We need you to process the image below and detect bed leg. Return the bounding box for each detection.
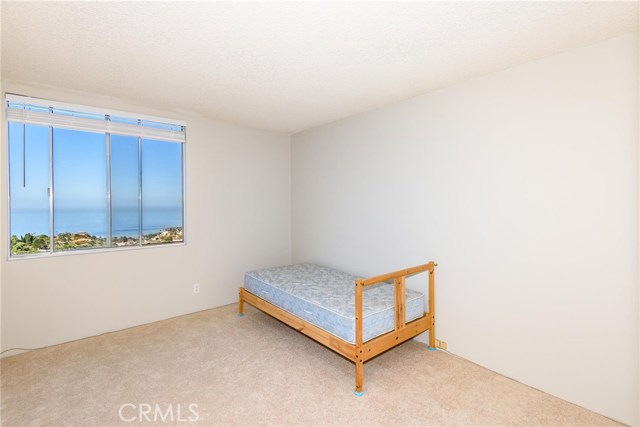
[427,328,436,351]
[237,289,245,317]
[427,267,437,351]
[354,359,364,397]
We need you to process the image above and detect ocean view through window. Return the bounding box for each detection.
[7,95,186,257]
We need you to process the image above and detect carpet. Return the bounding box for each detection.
[1,304,622,426]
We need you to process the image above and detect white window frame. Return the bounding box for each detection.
[5,94,187,260]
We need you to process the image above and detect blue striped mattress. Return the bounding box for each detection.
[244,263,425,344]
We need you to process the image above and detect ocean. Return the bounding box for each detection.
[10,207,183,238]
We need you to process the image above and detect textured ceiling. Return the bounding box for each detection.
[2,1,638,133]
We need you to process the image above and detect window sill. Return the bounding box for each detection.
[7,241,186,261]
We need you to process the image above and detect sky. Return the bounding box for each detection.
[9,123,183,237]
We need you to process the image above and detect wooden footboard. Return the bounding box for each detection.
[238,261,437,395]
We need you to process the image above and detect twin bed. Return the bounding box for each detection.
[238,261,437,395]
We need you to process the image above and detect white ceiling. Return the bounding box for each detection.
[2,1,638,134]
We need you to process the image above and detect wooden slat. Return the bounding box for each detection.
[355,279,364,392]
[355,280,363,346]
[360,262,434,287]
[239,288,357,362]
[394,277,406,330]
[361,315,432,362]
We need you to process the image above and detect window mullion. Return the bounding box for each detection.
[138,136,142,247]
[106,133,112,248]
[48,126,54,254]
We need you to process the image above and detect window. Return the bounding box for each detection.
[7,95,186,257]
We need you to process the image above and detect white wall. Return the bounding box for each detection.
[637,25,640,427]
[292,34,638,425]
[0,3,4,361]
[1,81,291,355]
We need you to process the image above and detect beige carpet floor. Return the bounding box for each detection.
[1,304,622,427]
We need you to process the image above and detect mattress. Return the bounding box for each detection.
[244,263,425,344]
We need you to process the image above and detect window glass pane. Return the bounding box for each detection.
[110,134,140,246]
[7,102,49,113]
[8,123,50,255]
[141,139,183,245]
[51,108,104,121]
[53,128,107,251]
[110,116,138,126]
[140,120,183,132]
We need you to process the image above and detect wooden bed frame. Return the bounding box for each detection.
[238,261,437,395]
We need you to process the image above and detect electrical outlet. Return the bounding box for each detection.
[435,339,447,350]
[193,283,200,294]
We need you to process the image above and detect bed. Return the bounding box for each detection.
[238,261,437,395]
